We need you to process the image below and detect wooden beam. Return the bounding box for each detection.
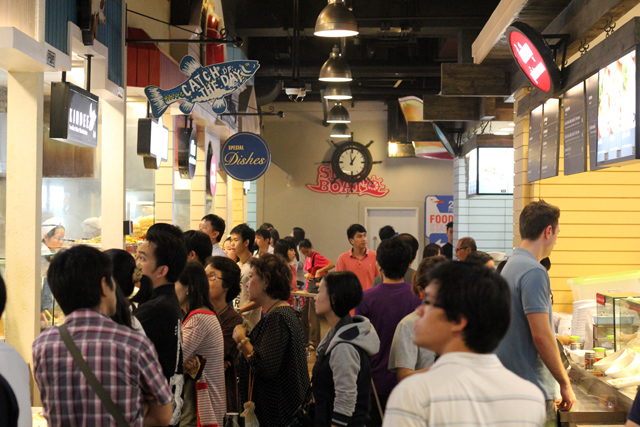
[461,133,514,156]
[517,17,640,117]
[423,96,482,121]
[407,121,439,142]
[441,63,511,96]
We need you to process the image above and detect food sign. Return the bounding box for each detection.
[306,164,389,197]
[221,132,271,181]
[507,22,560,93]
[425,195,453,244]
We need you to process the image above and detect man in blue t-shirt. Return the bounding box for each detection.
[495,200,575,426]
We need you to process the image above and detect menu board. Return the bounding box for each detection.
[467,149,478,196]
[563,83,587,175]
[541,99,560,179]
[597,49,637,166]
[478,147,514,194]
[527,106,543,182]
[586,74,602,171]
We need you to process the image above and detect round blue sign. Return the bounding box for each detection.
[221,132,271,181]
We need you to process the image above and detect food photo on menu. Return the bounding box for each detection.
[598,50,636,163]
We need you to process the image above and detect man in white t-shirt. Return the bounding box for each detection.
[384,262,545,427]
[199,214,227,257]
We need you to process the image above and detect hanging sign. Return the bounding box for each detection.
[210,153,218,195]
[137,116,169,169]
[178,126,197,179]
[221,132,271,181]
[506,22,561,93]
[144,55,260,118]
[306,164,389,197]
[50,82,99,147]
[425,195,453,245]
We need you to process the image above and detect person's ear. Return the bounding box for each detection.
[155,265,169,280]
[187,250,197,261]
[349,238,354,246]
[100,277,110,297]
[243,239,250,248]
[451,315,468,334]
[544,225,554,239]
[212,230,220,240]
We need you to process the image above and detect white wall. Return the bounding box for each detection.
[259,101,454,263]
[453,157,513,259]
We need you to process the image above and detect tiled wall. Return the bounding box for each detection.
[453,157,514,258]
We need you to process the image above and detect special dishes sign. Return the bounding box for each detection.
[221,132,271,181]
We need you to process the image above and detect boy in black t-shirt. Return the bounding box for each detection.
[135,225,188,427]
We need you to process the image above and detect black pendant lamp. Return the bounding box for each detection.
[314,0,359,38]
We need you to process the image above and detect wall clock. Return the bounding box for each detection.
[330,140,379,184]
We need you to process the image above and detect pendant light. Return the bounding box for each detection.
[319,46,352,82]
[314,0,358,38]
[324,83,352,100]
[330,123,351,138]
[327,102,351,123]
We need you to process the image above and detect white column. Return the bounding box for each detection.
[101,99,126,249]
[5,72,43,393]
[189,131,206,230]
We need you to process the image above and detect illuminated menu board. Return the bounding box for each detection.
[467,149,478,196]
[586,74,602,171]
[597,50,637,166]
[527,106,543,182]
[541,99,560,179]
[478,148,514,194]
[563,83,587,175]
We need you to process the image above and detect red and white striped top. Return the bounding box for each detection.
[182,309,226,427]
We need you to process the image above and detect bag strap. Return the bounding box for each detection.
[371,378,384,421]
[58,324,130,427]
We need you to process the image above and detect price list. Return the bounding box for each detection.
[586,74,601,170]
[563,83,587,175]
[541,99,560,179]
[527,106,543,182]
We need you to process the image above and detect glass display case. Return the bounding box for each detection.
[594,292,640,351]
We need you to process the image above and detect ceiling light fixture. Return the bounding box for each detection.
[324,83,352,100]
[319,46,352,82]
[326,102,351,123]
[314,0,359,38]
[330,123,351,137]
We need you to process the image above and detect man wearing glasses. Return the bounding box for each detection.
[454,237,476,261]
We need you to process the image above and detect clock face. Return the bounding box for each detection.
[331,141,374,183]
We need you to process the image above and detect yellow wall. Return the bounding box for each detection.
[514,91,640,314]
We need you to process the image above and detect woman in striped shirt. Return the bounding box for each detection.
[176,261,226,427]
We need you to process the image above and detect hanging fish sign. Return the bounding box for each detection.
[144,56,260,118]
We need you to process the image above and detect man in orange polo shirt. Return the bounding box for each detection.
[335,224,379,291]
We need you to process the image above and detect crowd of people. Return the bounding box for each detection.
[4,203,640,427]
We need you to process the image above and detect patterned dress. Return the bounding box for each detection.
[238,306,310,427]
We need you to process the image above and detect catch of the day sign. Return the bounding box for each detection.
[144,56,260,118]
[221,132,271,181]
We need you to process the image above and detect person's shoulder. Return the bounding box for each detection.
[496,365,545,400]
[0,342,28,369]
[33,325,60,347]
[398,311,419,327]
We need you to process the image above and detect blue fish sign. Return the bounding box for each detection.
[144,56,260,118]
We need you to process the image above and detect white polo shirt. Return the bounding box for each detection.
[384,352,545,427]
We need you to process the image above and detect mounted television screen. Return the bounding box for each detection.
[597,49,637,166]
[468,147,514,196]
[467,148,478,196]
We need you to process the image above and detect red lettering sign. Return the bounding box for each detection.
[306,164,389,197]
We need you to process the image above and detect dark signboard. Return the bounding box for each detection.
[563,83,587,175]
[50,82,99,148]
[527,106,543,182]
[586,74,602,171]
[137,117,169,169]
[541,99,560,179]
[178,126,197,179]
[221,132,271,181]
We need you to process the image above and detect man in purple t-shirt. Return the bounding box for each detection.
[355,236,421,427]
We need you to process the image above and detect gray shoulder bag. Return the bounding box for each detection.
[58,324,130,427]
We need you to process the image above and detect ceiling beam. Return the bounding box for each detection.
[440,63,511,96]
[472,0,528,64]
[516,17,640,116]
[422,96,509,121]
[407,121,439,142]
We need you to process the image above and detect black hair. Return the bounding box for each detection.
[398,233,419,261]
[376,236,411,280]
[231,223,256,253]
[298,238,312,249]
[104,249,136,329]
[47,245,114,315]
[0,274,5,317]
[465,251,493,266]
[540,257,551,271]
[130,276,153,305]
[178,261,216,314]
[255,228,272,243]
[183,230,213,265]
[259,222,274,230]
[446,222,453,232]
[496,259,508,275]
[422,243,442,259]
[413,255,447,296]
[146,228,188,283]
[323,271,363,318]
[519,200,560,240]
[378,225,395,241]
[45,225,65,240]
[282,236,299,261]
[270,228,280,246]
[427,261,511,353]
[147,222,183,238]
[249,254,292,301]
[205,256,242,303]
[292,227,306,245]
[347,224,366,241]
[274,240,291,260]
[202,214,226,239]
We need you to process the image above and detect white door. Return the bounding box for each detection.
[365,207,420,269]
